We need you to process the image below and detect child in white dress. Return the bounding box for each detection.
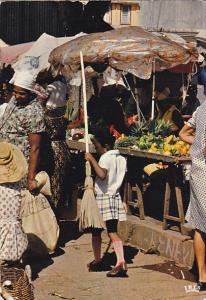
[85,131,127,277]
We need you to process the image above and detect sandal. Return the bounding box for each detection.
[196,281,206,291]
[106,263,128,278]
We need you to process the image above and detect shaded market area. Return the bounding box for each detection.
[1,19,206,299]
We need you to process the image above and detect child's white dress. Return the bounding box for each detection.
[95,150,127,222]
[0,182,28,261]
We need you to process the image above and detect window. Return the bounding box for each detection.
[104,4,112,24]
[121,5,131,25]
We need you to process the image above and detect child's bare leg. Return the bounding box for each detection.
[92,229,102,262]
[106,220,125,267]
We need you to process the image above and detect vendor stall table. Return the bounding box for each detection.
[118,148,190,234]
[67,140,190,234]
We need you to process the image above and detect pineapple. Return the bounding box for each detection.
[148,120,172,137]
[130,121,148,137]
[115,136,139,148]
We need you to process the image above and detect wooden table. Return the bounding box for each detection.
[67,140,190,234]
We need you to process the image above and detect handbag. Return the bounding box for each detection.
[20,190,59,256]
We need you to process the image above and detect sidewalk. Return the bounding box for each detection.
[33,222,204,300]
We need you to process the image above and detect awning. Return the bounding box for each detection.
[49,26,198,79]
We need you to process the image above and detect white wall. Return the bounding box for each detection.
[138,0,206,32]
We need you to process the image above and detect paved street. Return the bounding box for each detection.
[33,223,206,300]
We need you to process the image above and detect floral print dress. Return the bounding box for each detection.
[0,97,46,162]
[44,107,71,208]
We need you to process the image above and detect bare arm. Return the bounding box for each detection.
[179,124,195,145]
[28,133,42,191]
[85,153,107,180]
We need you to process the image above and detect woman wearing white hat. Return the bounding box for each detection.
[0,70,46,192]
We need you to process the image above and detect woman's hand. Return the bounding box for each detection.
[28,178,38,194]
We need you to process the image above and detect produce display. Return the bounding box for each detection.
[116,120,190,157]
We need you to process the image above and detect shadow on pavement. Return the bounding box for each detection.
[102,245,139,269]
[58,221,82,248]
[29,221,81,280]
[131,260,196,282]
[29,255,54,280]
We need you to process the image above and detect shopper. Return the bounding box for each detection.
[0,142,28,262]
[180,104,206,291]
[43,77,71,211]
[0,70,46,192]
[85,131,127,277]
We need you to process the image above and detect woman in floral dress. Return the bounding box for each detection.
[43,79,71,211]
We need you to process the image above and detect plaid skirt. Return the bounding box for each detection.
[96,193,127,222]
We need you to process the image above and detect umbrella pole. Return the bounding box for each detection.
[151,59,156,120]
[80,51,89,153]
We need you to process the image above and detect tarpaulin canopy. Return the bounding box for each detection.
[0,32,86,67]
[13,32,86,74]
[0,39,8,48]
[0,42,33,64]
[49,26,198,80]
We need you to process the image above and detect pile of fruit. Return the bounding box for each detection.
[116,120,190,157]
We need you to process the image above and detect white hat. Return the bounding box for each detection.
[46,81,67,110]
[9,70,37,92]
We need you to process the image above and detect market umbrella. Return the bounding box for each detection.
[49,26,198,80]
[79,51,105,231]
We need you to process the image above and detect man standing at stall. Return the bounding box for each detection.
[0,71,46,192]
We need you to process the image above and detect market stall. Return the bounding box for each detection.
[49,26,198,234]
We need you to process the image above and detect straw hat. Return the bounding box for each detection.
[143,163,160,176]
[35,171,51,196]
[156,87,170,101]
[0,142,27,184]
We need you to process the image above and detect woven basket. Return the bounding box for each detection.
[0,264,34,300]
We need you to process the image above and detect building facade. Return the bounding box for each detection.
[104,0,140,27]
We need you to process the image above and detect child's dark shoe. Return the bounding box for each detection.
[106,263,128,277]
[196,281,206,291]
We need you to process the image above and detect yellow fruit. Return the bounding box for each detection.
[180,148,187,156]
[148,147,158,153]
[165,135,174,144]
[163,151,171,156]
[163,144,172,152]
[176,141,185,146]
